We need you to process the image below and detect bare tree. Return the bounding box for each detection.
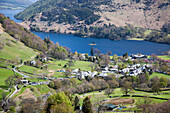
[105,88,114,97]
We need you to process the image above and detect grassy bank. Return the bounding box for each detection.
[150,72,170,79]
[0,32,37,61]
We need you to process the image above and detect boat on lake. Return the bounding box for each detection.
[88,42,96,45]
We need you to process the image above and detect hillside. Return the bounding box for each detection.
[0,0,33,10]
[0,31,37,61]
[15,0,169,31]
[0,13,47,52]
[14,0,170,44]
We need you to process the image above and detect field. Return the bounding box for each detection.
[48,60,92,71]
[157,55,170,60]
[76,88,169,107]
[0,88,10,100]
[0,32,37,61]
[19,65,48,75]
[14,84,54,97]
[150,72,170,79]
[0,68,14,88]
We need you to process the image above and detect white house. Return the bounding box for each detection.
[21,80,28,84]
[99,72,107,77]
[30,60,36,65]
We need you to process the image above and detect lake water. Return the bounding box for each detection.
[1,10,170,55]
[0,9,23,23]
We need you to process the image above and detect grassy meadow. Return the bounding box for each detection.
[0,32,37,61]
[157,55,170,60]
[75,88,169,107]
[48,60,92,71]
[150,72,170,79]
[19,65,48,75]
[0,69,14,87]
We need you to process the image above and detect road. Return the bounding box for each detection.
[13,67,30,78]
[6,85,18,103]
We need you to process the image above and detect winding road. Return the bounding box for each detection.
[6,85,18,103]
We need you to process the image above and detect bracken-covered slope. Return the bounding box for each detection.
[0,13,47,52]
[15,0,169,31]
[14,0,170,44]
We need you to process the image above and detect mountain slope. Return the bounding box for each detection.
[0,13,47,52]
[0,0,33,10]
[0,30,37,61]
[14,0,169,44]
[15,0,169,30]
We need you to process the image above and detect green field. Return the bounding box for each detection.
[0,68,14,87]
[34,84,54,95]
[51,72,65,78]
[150,72,170,79]
[19,65,48,75]
[14,84,54,97]
[75,88,169,107]
[0,32,37,61]
[157,55,170,60]
[148,55,170,60]
[0,88,10,100]
[48,60,92,71]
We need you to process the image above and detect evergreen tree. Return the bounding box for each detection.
[74,96,80,110]
[90,47,94,56]
[82,97,93,113]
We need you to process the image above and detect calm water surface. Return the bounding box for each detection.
[1,10,170,55]
[0,9,23,23]
[33,32,170,55]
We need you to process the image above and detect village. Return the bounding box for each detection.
[0,52,166,112]
[17,53,154,85]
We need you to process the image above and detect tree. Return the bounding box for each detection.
[35,59,42,68]
[20,98,42,113]
[139,83,148,89]
[107,80,118,88]
[151,77,160,94]
[9,106,16,113]
[82,97,93,113]
[89,63,98,72]
[105,88,114,97]
[107,50,112,56]
[95,48,101,56]
[1,91,7,100]
[67,60,74,69]
[160,76,168,88]
[136,96,155,112]
[84,53,89,61]
[123,52,128,58]
[121,81,133,95]
[5,75,16,88]
[45,91,74,113]
[90,47,94,56]
[64,69,71,78]
[74,96,80,110]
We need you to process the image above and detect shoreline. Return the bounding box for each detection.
[32,30,170,45]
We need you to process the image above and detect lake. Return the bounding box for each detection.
[1,10,170,55]
[0,9,23,23]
